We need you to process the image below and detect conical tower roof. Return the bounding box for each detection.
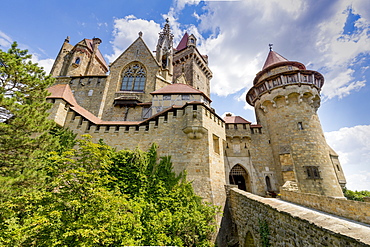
[176,32,189,51]
[262,50,289,70]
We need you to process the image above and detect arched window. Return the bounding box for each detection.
[121,63,146,91]
[75,57,80,64]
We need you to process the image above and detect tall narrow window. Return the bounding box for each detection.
[75,57,80,64]
[298,122,303,130]
[121,63,146,91]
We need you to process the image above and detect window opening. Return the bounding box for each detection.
[182,94,190,100]
[298,122,303,130]
[121,63,146,91]
[213,134,220,154]
[75,57,80,64]
[265,176,272,191]
[305,166,320,179]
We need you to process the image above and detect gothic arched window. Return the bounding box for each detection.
[121,63,146,92]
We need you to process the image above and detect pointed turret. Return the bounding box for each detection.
[262,47,289,70]
[173,32,212,97]
[156,18,174,80]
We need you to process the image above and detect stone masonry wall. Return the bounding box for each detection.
[280,190,370,225]
[228,187,370,246]
[62,103,226,208]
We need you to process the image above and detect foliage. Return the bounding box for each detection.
[258,218,270,247]
[343,187,370,202]
[0,42,55,175]
[0,136,218,246]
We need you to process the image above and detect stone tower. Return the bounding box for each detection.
[173,33,212,98]
[246,47,345,197]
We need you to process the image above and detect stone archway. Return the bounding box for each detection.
[244,231,255,247]
[229,164,251,192]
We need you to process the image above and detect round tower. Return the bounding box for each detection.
[246,46,344,197]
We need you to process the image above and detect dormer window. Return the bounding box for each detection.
[121,63,146,92]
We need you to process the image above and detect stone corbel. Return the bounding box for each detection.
[298,93,303,104]
[272,99,277,108]
[260,105,267,113]
[182,126,207,139]
[308,95,315,105]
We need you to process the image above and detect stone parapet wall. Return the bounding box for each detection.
[280,190,370,225]
[228,188,370,246]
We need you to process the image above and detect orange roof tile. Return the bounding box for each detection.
[151,83,201,94]
[224,115,251,124]
[47,84,77,106]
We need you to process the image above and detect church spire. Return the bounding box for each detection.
[156,18,174,80]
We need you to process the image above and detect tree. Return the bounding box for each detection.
[0,42,55,175]
[343,187,370,202]
[0,137,218,246]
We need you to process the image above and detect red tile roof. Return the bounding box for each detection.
[151,83,211,102]
[47,84,140,125]
[176,32,189,51]
[224,115,251,124]
[151,83,201,94]
[47,84,77,106]
[262,50,289,70]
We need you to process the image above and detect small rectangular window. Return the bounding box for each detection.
[182,94,190,100]
[305,166,320,179]
[163,95,171,100]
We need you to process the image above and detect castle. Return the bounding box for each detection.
[47,21,347,213]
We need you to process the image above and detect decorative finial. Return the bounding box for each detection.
[139,31,143,37]
[65,36,70,43]
[269,43,273,51]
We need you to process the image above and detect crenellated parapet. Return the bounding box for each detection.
[247,70,324,106]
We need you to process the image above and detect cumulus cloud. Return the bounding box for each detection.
[172,0,370,105]
[325,125,370,191]
[105,15,161,63]
[31,55,55,74]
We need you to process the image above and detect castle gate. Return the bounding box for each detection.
[229,164,251,192]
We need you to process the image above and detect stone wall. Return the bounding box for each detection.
[280,190,370,225]
[59,102,227,209]
[228,187,370,246]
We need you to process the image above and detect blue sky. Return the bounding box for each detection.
[1,0,369,190]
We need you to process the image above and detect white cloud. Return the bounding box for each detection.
[0,30,54,74]
[171,0,370,102]
[0,30,12,49]
[31,55,55,74]
[325,125,370,191]
[105,16,161,63]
